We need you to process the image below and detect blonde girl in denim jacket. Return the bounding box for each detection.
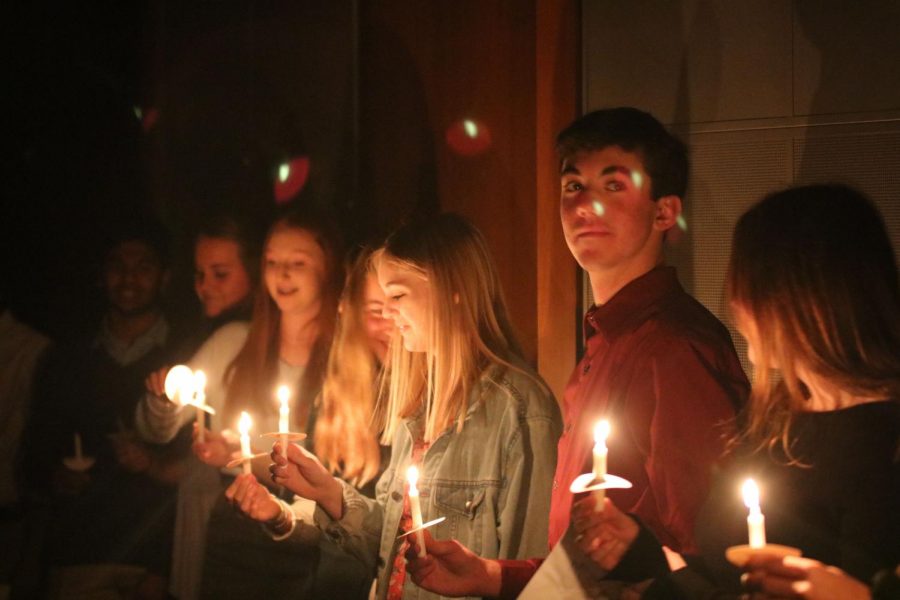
[227,213,563,599]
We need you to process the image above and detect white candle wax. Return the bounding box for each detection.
[742,478,767,548]
[592,420,610,512]
[239,411,253,475]
[407,466,426,558]
[277,385,290,459]
[74,432,83,460]
[194,370,207,443]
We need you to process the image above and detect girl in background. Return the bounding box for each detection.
[137,208,351,599]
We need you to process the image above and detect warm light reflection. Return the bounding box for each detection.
[592,200,605,216]
[278,163,290,183]
[407,465,420,493]
[463,119,478,138]
[677,215,688,232]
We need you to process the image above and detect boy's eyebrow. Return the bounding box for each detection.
[560,163,580,176]
[600,165,631,176]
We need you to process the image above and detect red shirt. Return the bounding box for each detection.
[500,266,748,597]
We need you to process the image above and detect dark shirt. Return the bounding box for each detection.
[648,400,900,598]
[499,266,748,598]
[20,319,186,573]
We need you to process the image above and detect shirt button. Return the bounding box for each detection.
[391,491,402,502]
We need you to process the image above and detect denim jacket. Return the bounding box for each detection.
[314,362,562,600]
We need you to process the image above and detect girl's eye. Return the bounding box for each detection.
[391,294,405,301]
[604,180,625,192]
[213,270,229,280]
[563,181,583,193]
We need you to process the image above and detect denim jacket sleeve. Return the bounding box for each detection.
[313,469,388,574]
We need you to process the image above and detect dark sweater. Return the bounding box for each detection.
[647,400,900,598]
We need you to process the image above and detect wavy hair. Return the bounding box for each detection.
[314,248,385,486]
[727,184,900,456]
[222,208,344,430]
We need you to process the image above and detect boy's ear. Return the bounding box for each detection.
[653,195,682,232]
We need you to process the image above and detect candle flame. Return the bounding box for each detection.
[407,465,420,493]
[594,419,610,447]
[742,478,760,511]
[239,411,252,435]
[194,370,207,390]
[277,385,291,404]
[164,365,195,403]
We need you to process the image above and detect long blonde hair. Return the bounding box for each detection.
[223,209,344,430]
[374,213,525,444]
[727,184,900,456]
[314,248,384,486]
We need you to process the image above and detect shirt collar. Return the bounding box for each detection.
[95,314,169,366]
[584,266,682,342]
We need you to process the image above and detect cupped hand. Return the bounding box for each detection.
[742,555,871,600]
[192,425,233,467]
[270,442,343,518]
[112,436,152,473]
[225,472,281,523]
[571,494,640,571]
[404,529,502,597]
[145,366,170,397]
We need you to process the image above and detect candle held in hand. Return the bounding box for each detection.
[277,385,290,459]
[239,411,253,475]
[407,465,426,558]
[742,478,766,548]
[592,419,610,511]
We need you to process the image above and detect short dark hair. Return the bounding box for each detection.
[104,215,172,268]
[556,107,689,200]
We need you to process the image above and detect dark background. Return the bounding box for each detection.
[2,1,368,340]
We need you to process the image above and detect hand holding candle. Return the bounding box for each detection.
[277,385,290,459]
[239,411,253,475]
[407,465,426,558]
[742,478,766,548]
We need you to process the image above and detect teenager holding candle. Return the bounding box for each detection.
[136,208,351,599]
[231,214,562,600]
[403,107,747,599]
[567,184,900,598]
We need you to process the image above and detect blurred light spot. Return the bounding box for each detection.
[133,106,143,120]
[592,200,605,216]
[631,171,643,189]
[446,118,493,156]
[140,108,160,133]
[677,215,688,231]
[273,156,311,205]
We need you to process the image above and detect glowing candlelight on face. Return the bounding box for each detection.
[407,465,426,558]
[277,385,290,459]
[74,432,83,461]
[194,370,207,443]
[239,412,253,475]
[592,420,610,512]
[742,478,766,548]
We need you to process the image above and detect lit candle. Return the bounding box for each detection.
[239,411,253,475]
[194,370,207,443]
[74,432,83,461]
[593,420,610,511]
[407,465,426,558]
[277,385,290,459]
[164,365,195,404]
[742,478,766,548]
